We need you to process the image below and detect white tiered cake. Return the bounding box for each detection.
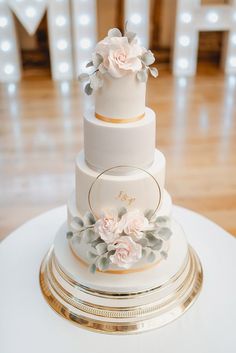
[40,27,203,334]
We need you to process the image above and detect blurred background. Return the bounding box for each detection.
[0,0,235,240]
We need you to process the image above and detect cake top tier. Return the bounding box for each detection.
[79,27,158,122]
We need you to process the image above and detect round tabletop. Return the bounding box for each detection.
[1,206,235,353]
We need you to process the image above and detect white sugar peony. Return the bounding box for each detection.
[118,210,149,239]
[95,36,145,78]
[110,236,142,269]
[94,211,119,244]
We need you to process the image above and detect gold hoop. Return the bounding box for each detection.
[87,165,162,220]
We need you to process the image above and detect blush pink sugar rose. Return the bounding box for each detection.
[96,36,145,78]
[118,209,149,239]
[94,211,119,244]
[110,236,142,269]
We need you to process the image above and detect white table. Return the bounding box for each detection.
[1,206,235,353]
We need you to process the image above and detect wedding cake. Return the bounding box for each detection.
[40,27,203,334]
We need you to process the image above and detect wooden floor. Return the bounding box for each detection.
[0,64,236,240]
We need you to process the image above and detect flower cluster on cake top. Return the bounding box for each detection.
[78,27,158,95]
[67,208,172,273]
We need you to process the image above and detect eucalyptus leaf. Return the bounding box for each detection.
[107,249,116,257]
[86,61,93,68]
[138,237,148,247]
[136,69,148,82]
[99,63,107,74]
[107,243,116,252]
[91,238,104,248]
[72,217,84,227]
[141,50,155,65]
[83,229,98,243]
[108,28,122,38]
[161,251,168,260]
[92,53,103,68]
[118,207,127,218]
[126,31,136,43]
[85,83,93,95]
[97,256,110,271]
[78,73,89,82]
[144,209,154,221]
[84,212,96,225]
[90,73,103,90]
[89,263,97,274]
[87,251,98,261]
[142,248,147,257]
[147,251,156,263]
[157,227,172,240]
[151,238,163,251]
[149,67,158,78]
[66,231,73,239]
[155,216,169,225]
[95,242,108,255]
[146,232,158,246]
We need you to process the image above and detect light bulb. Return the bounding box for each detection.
[231,34,236,45]
[57,40,68,50]
[207,12,219,23]
[1,40,11,52]
[4,64,15,75]
[179,35,190,47]
[80,38,92,49]
[25,7,36,18]
[180,12,192,24]
[55,16,66,27]
[0,17,8,28]
[130,13,142,25]
[178,58,189,69]
[229,57,236,68]
[59,62,69,73]
[78,15,90,26]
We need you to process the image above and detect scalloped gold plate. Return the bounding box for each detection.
[39,245,203,334]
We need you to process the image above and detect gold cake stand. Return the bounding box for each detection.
[39,246,203,334]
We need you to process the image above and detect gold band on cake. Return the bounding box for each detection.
[95,112,145,124]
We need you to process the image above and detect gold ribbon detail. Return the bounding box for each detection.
[95,112,145,124]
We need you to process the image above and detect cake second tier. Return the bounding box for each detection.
[84,107,156,171]
[74,149,166,217]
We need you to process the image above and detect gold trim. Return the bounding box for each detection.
[95,112,145,124]
[39,246,203,334]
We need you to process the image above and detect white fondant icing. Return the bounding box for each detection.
[67,189,172,226]
[75,149,166,216]
[95,73,146,120]
[84,107,156,171]
[54,219,188,293]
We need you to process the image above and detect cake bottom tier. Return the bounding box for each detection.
[39,220,203,334]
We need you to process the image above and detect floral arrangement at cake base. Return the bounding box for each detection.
[67,208,172,273]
